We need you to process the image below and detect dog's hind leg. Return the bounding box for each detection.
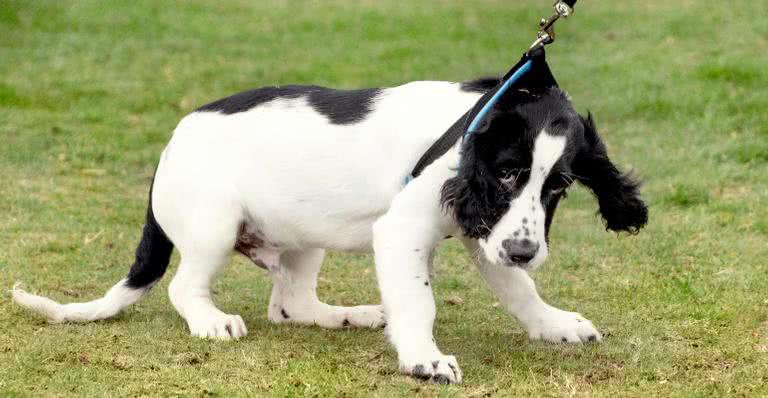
[169,251,247,340]
[267,249,385,329]
[166,210,248,340]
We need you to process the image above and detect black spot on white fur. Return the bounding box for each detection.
[196,85,381,125]
[412,364,430,380]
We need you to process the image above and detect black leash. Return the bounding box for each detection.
[407,1,576,182]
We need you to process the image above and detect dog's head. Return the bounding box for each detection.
[441,88,647,269]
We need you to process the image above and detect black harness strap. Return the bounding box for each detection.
[408,111,470,180]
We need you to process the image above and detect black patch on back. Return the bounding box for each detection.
[196,85,381,125]
[307,87,381,124]
[196,86,306,114]
[460,77,501,93]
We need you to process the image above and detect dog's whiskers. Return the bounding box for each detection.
[561,171,586,182]
[477,219,492,235]
[471,246,484,262]
[560,173,574,185]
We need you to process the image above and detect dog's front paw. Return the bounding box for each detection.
[187,311,248,340]
[399,353,462,384]
[525,306,601,344]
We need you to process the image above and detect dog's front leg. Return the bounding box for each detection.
[373,215,462,384]
[463,239,601,344]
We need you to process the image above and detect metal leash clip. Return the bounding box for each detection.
[527,0,575,54]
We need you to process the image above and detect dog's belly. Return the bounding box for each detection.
[236,215,378,256]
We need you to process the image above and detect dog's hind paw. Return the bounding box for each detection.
[338,304,386,328]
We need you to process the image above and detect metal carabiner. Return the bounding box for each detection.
[527,1,575,54]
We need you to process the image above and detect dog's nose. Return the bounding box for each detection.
[502,238,539,264]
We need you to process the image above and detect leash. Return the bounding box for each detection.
[407,1,577,184]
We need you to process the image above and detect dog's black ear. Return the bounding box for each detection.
[573,113,648,233]
[440,135,501,239]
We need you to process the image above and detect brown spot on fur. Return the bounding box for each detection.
[234,222,267,269]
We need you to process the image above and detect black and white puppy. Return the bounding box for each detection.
[12,75,647,384]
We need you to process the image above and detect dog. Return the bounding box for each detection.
[12,73,647,384]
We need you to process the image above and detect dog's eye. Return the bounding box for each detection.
[546,173,574,197]
[549,186,567,196]
[498,168,521,184]
[547,186,569,199]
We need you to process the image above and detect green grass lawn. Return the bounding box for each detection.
[1,0,767,395]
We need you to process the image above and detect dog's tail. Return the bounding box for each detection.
[10,179,174,323]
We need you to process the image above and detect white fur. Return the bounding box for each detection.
[268,249,385,328]
[11,81,598,383]
[11,279,145,323]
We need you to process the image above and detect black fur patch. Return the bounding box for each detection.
[542,192,564,241]
[572,114,648,233]
[281,308,290,319]
[307,87,381,124]
[196,85,381,125]
[460,77,501,93]
[125,174,175,289]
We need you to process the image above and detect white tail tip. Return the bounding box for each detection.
[10,282,65,323]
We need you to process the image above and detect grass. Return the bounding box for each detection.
[1,0,767,395]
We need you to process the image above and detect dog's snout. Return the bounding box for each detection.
[501,238,539,264]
